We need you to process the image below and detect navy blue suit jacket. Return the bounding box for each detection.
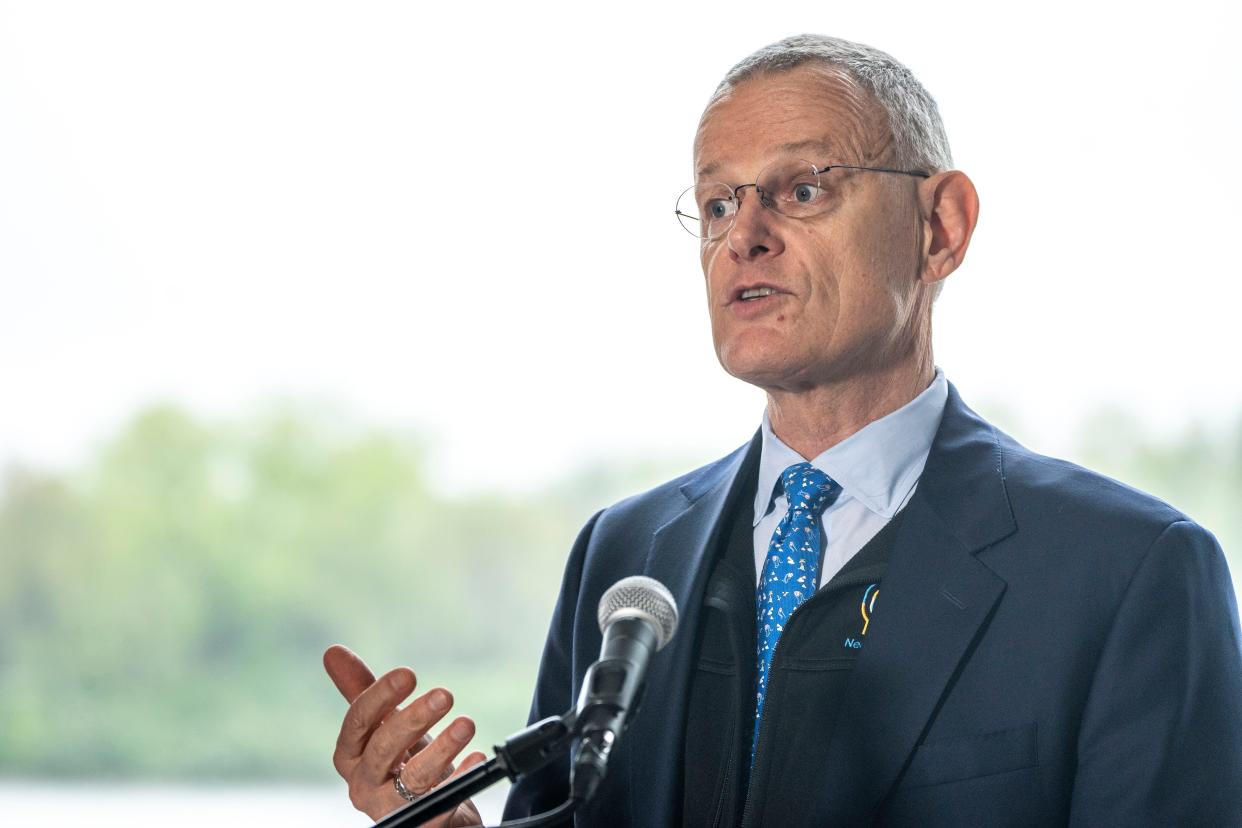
[505,382,1242,825]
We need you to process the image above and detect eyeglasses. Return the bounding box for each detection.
[675,158,930,241]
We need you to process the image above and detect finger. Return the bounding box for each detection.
[324,644,379,703]
[397,716,476,794]
[397,734,434,769]
[442,753,488,828]
[358,688,456,786]
[335,667,417,766]
[445,751,487,782]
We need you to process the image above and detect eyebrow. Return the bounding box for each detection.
[696,138,836,180]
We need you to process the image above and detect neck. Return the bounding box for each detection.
[765,350,935,459]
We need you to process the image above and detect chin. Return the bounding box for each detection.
[717,345,800,389]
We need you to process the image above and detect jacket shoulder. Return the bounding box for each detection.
[994,427,1191,537]
[590,438,753,539]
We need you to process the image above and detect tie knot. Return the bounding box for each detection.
[780,462,840,513]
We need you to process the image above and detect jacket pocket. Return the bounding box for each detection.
[897,722,1038,790]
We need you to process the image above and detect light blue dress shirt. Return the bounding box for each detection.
[752,366,949,586]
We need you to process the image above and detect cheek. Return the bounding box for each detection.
[701,245,730,302]
[828,221,910,310]
[859,199,919,283]
[799,241,845,311]
[702,239,726,274]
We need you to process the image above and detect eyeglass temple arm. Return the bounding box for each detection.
[819,163,931,179]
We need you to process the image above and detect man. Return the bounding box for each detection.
[325,35,1242,825]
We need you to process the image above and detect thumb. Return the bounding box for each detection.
[323,644,379,703]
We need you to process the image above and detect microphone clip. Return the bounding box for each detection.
[494,710,579,781]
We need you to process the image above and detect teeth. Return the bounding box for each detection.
[741,287,777,300]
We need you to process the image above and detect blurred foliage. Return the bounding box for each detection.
[0,403,692,781]
[0,402,1237,781]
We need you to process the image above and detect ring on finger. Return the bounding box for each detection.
[393,764,419,802]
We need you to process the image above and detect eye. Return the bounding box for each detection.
[705,199,736,220]
[793,183,823,203]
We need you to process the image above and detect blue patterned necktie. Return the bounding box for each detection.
[752,461,842,765]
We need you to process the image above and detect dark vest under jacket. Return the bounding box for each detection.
[681,452,908,828]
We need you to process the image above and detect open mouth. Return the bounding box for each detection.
[738,287,778,302]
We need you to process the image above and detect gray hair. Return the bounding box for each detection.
[712,34,953,174]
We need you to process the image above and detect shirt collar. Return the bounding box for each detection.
[752,366,949,526]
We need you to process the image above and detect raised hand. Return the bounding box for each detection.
[324,644,487,825]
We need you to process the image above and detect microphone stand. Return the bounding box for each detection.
[373,711,578,828]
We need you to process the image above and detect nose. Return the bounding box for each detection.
[726,186,786,261]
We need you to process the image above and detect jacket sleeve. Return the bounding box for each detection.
[1068,519,1242,824]
[501,509,603,821]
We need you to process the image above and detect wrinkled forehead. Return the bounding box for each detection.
[693,64,888,182]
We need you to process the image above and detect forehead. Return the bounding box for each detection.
[693,64,883,180]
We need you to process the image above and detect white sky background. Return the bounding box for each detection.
[2,0,1239,493]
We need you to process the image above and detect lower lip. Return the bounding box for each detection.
[730,293,785,318]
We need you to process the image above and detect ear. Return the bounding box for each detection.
[918,170,979,285]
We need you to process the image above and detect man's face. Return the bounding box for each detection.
[693,65,930,393]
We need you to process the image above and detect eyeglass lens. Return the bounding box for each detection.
[675,158,832,240]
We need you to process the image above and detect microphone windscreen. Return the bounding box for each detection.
[597,575,679,650]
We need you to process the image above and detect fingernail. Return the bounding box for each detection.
[429,690,451,713]
[389,671,413,693]
[451,720,472,740]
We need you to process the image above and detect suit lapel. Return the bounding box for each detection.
[810,382,1018,824]
[624,431,761,826]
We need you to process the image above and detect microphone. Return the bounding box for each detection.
[571,575,679,803]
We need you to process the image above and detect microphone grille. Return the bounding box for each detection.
[597,575,679,651]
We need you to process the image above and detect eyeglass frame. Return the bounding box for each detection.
[675,161,932,240]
